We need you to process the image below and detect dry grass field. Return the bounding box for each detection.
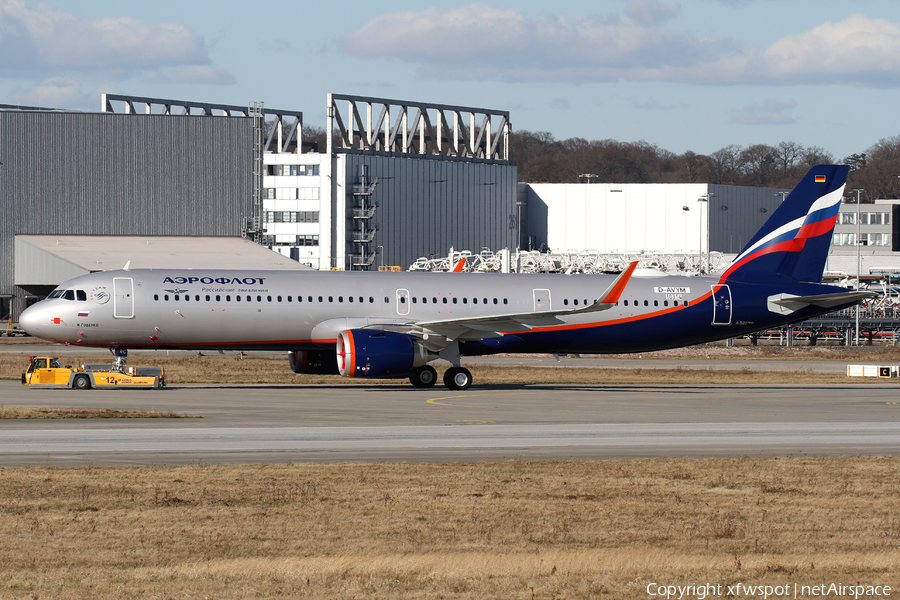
[2,346,900,386]
[2,343,898,597]
[0,458,898,599]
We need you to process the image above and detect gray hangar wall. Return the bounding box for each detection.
[0,109,254,320]
[339,154,518,269]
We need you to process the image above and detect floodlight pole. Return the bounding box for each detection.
[698,192,714,273]
[852,188,865,346]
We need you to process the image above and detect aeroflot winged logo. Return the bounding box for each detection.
[163,276,268,285]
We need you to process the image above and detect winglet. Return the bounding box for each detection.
[452,258,466,273]
[599,261,638,304]
[123,260,131,271]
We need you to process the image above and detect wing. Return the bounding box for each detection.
[414,261,638,341]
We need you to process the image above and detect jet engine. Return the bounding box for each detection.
[336,329,435,378]
[288,350,340,375]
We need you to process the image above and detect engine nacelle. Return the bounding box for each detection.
[288,350,340,375]
[336,329,434,378]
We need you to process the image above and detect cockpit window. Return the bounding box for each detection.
[63,290,75,301]
[48,290,64,299]
[76,290,87,301]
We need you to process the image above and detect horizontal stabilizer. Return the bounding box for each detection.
[767,290,877,315]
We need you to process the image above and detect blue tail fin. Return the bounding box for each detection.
[721,165,849,283]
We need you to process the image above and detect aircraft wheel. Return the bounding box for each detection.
[73,374,91,390]
[409,365,438,388]
[443,367,472,391]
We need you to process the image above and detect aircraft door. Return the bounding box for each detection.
[396,289,410,316]
[711,284,732,325]
[533,289,551,311]
[113,277,135,319]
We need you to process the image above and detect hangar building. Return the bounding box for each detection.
[520,182,788,256]
[0,93,517,322]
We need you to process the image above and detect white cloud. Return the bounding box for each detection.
[760,14,900,86]
[337,4,900,88]
[9,77,92,108]
[0,0,230,82]
[337,2,734,82]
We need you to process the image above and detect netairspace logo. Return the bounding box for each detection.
[646,582,892,600]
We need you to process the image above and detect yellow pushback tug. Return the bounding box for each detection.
[22,357,164,390]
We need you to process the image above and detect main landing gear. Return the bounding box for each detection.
[409,365,437,388]
[407,365,473,390]
[443,366,472,391]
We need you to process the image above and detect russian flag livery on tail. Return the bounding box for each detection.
[722,165,848,283]
[19,166,875,390]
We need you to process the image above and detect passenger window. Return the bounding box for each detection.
[452,298,458,304]
[257,296,262,302]
[76,290,87,301]
[564,299,569,306]
[318,296,323,302]
[644,300,649,307]
[384,297,389,303]
[226,295,231,301]
[432,298,437,303]
[350,296,355,303]
[654,300,658,307]
[463,298,468,304]
[267,296,272,302]
[442,298,447,304]
[236,296,241,302]
[359,297,364,303]
[493,298,498,304]
[216,295,220,302]
[164,294,170,301]
[664,300,669,307]
[412,297,417,304]
[574,299,579,306]
[473,298,478,304]
[154,294,159,301]
[175,294,181,301]
[277,296,282,302]
[369,297,374,303]
[624,300,629,306]
[503,299,508,305]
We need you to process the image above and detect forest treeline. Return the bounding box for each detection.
[510,131,900,202]
[303,125,900,201]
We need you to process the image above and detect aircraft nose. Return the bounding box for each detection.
[18,302,48,338]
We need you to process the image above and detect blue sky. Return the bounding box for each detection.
[1,0,898,160]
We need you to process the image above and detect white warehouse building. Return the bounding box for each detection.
[520,182,788,256]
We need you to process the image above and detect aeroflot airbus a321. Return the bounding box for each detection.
[20,165,872,390]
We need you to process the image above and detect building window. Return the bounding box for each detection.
[296,235,319,246]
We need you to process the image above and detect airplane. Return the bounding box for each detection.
[19,165,873,390]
